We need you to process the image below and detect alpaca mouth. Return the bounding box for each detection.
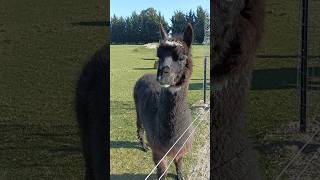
[158,78,176,88]
[157,75,175,88]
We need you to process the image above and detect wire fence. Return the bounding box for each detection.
[187,112,210,180]
[144,106,210,180]
[158,109,210,179]
[275,126,320,179]
[275,103,320,179]
[277,0,320,178]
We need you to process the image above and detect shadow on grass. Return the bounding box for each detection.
[110,173,176,180]
[71,21,109,27]
[251,67,320,90]
[255,140,320,155]
[110,140,140,149]
[132,68,155,70]
[257,54,320,59]
[49,144,82,153]
[189,83,209,90]
[110,101,135,110]
[142,58,157,60]
[0,123,81,155]
[28,132,78,137]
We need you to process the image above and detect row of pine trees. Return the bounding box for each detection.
[111,7,209,44]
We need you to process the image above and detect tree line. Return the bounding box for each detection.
[111,7,209,44]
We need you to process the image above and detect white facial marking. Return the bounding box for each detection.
[164,40,183,47]
[160,84,170,88]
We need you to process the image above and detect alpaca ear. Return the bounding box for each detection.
[183,23,193,47]
[159,23,168,40]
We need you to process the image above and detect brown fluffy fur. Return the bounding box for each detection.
[211,0,265,179]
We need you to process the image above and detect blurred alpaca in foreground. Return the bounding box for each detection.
[212,0,265,179]
[76,45,108,180]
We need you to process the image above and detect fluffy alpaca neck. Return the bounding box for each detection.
[157,83,190,144]
[212,68,261,180]
[212,0,264,179]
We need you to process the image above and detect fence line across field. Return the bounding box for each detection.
[188,136,210,179]
[275,128,320,180]
[144,106,208,180]
[158,109,210,179]
[296,149,320,180]
[275,104,320,180]
[294,118,320,179]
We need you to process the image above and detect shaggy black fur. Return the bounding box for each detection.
[75,44,108,180]
[134,24,193,180]
[211,0,265,179]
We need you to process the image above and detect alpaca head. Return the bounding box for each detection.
[217,0,245,17]
[156,23,193,89]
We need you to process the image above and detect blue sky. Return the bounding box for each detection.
[110,0,210,25]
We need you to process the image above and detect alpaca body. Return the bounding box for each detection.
[76,45,108,180]
[134,74,193,156]
[212,0,265,179]
[134,24,194,179]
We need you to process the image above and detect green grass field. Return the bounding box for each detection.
[1,0,320,179]
[0,0,108,179]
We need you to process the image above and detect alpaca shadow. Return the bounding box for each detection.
[110,173,176,180]
[251,67,320,90]
[71,21,109,27]
[255,140,320,155]
[257,54,320,59]
[257,54,299,59]
[189,83,210,90]
[110,101,135,110]
[0,123,81,154]
[28,131,82,154]
[49,147,82,154]
[142,58,157,60]
[110,140,141,150]
[132,68,155,70]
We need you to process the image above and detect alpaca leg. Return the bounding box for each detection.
[174,156,184,180]
[136,115,148,151]
[137,127,148,151]
[152,151,167,179]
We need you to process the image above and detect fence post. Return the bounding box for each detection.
[300,0,308,132]
[203,56,207,104]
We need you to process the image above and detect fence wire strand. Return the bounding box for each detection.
[275,104,320,180]
[295,150,320,180]
[158,108,210,179]
[144,107,208,180]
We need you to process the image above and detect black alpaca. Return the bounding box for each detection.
[134,24,193,180]
[75,45,108,180]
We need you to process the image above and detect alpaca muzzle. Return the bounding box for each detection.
[157,68,174,87]
[157,57,175,87]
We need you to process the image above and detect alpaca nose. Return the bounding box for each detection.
[156,66,170,82]
[162,66,170,74]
